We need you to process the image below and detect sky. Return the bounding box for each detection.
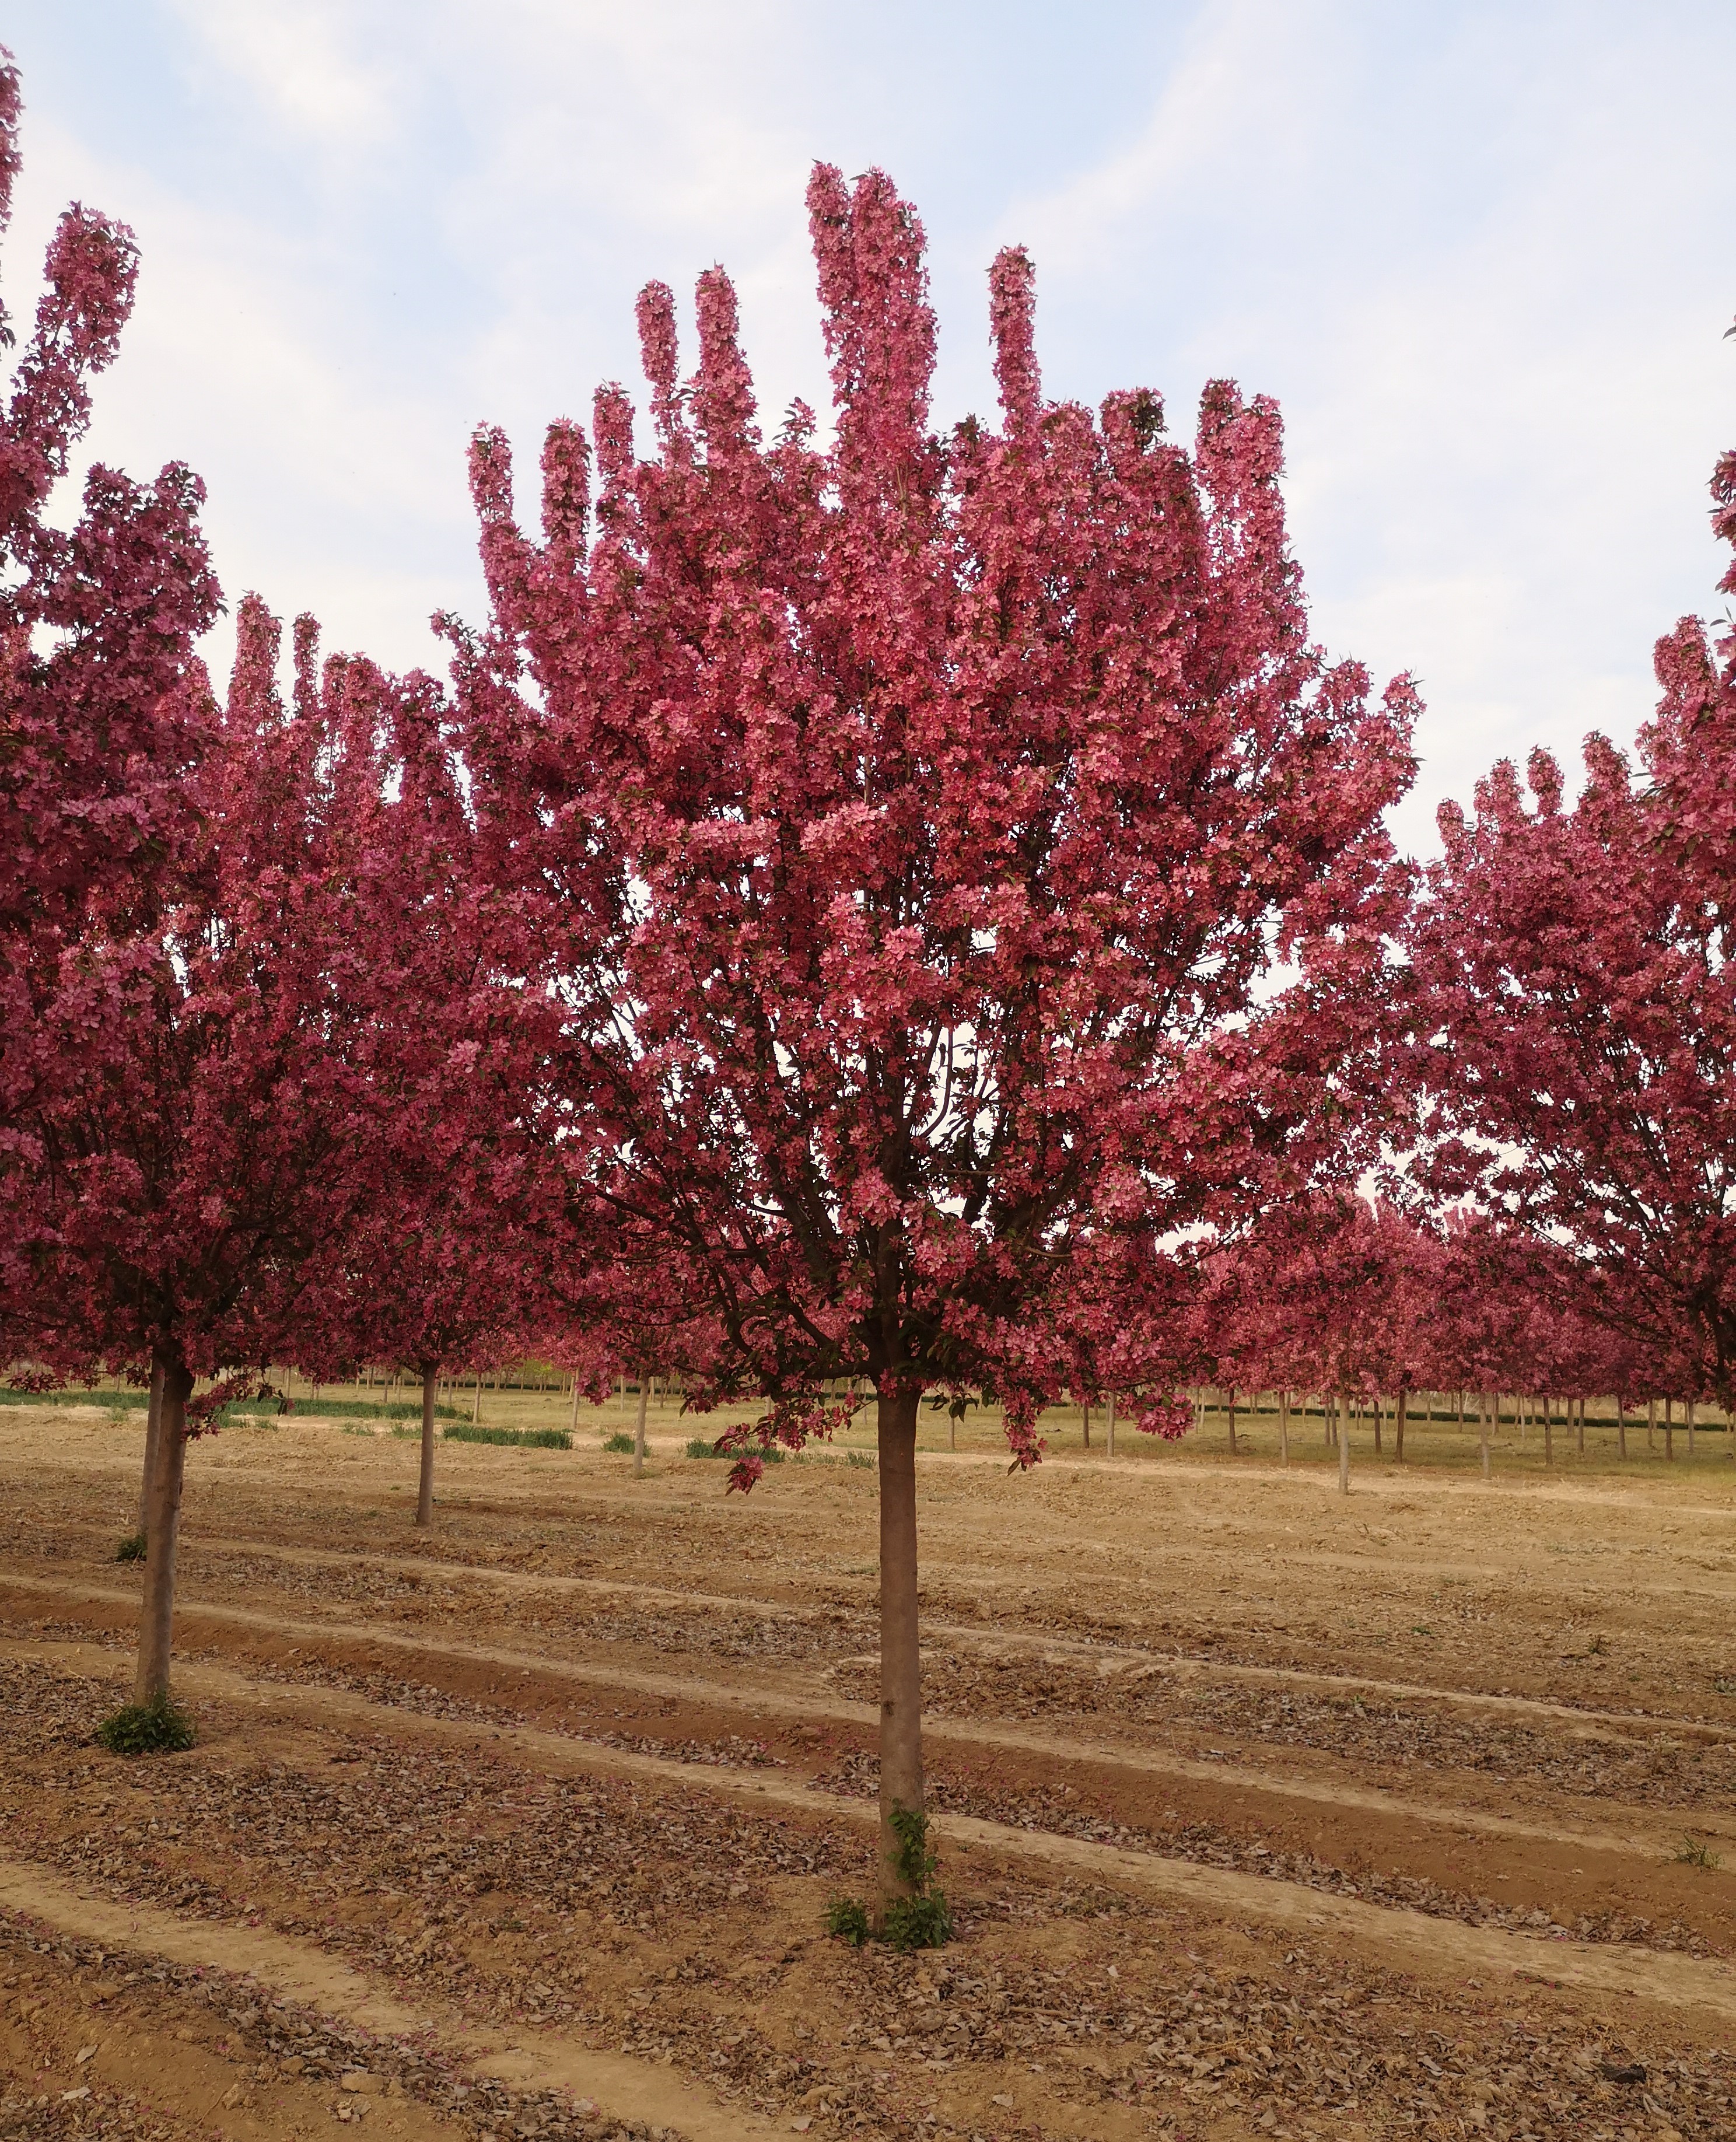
[4,0,1732,855]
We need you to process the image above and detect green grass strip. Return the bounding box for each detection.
[442,1423,572,1450]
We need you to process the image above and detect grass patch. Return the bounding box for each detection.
[1675,1832,1723,1869]
[96,1691,196,1755]
[443,1423,571,1450]
[0,1385,467,1423]
[228,1395,465,1423]
[113,1531,146,1563]
[846,1450,876,1470]
[685,1436,723,1459]
[602,1431,636,1454]
[0,1385,149,1410]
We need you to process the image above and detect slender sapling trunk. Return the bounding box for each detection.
[134,1356,193,1703]
[634,1373,649,1477]
[1107,1393,1116,1457]
[1279,1390,1290,1468]
[137,1357,165,1537]
[1338,1389,1350,1496]
[877,1378,924,1910]
[416,1363,438,1527]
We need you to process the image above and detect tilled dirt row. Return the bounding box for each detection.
[17,1594,1736,1966]
[8,1651,1736,2141]
[8,1406,1736,2140]
[1,1916,667,2142]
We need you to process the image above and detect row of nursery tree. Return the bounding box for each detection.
[1,49,1731,1914]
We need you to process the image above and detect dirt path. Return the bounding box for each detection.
[0,1853,770,2140]
[153,1531,1736,1745]
[16,1634,1736,2027]
[6,1574,1721,1871]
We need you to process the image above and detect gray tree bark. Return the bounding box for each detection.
[136,1357,165,1536]
[134,1356,192,1703]
[416,1363,438,1527]
[877,1380,923,1910]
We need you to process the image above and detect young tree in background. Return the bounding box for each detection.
[1404,450,1736,1408]
[456,166,1416,1914]
[291,652,558,1526]
[12,600,376,1727]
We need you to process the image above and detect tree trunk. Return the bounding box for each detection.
[1647,1396,1655,1451]
[1395,1388,1406,1464]
[634,1373,649,1477]
[134,1356,193,1704]
[1278,1390,1290,1468]
[1373,1395,1383,1456]
[136,1357,165,1537]
[1576,1398,1585,1457]
[1107,1393,1116,1457]
[416,1363,438,1527]
[473,1371,482,1424]
[1666,1396,1674,1461]
[1544,1397,1553,1467]
[1081,1399,1090,1450]
[1480,1395,1492,1482]
[569,1378,582,1436]
[1618,1405,1626,1459]
[1226,1387,1237,1456]
[877,1380,924,1910]
[1337,1390,1350,1496]
[1687,1398,1696,1458]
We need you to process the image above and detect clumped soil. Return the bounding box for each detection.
[3,1400,1736,2140]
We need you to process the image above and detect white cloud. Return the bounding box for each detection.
[167,0,392,141]
[4,0,1731,843]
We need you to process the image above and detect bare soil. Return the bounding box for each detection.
[2,1394,1735,2141]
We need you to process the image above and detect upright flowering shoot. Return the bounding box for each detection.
[456,166,1415,1913]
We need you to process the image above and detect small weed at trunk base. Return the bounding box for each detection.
[825,1803,953,1951]
[96,1692,196,1755]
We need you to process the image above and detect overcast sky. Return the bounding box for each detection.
[5,0,1732,852]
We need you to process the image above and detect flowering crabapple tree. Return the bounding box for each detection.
[1404,450,1736,1410]
[14,598,388,1717]
[288,648,562,1525]
[456,166,1416,1911]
